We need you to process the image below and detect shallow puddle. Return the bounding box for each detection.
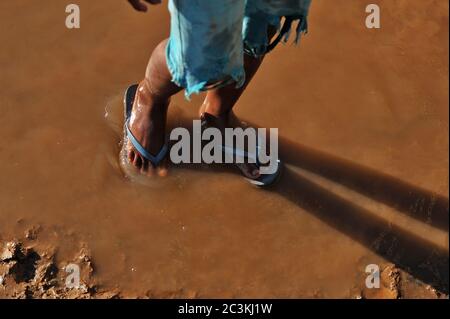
[0,0,448,298]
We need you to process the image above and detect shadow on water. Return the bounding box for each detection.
[275,168,449,294]
[174,116,449,294]
[273,136,449,294]
[106,100,449,294]
[270,132,448,294]
[278,137,449,232]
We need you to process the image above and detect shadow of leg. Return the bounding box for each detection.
[164,114,449,292]
[274,168,449,294]
[167,115,449,231]
[277,136,449,232]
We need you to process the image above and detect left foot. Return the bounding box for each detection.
[199,105,261,180]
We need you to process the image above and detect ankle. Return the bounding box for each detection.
[148,97,169,117]
[135,86,169,116]
[148,92,171,111]
[202,103,231,120]
[137,79,170,107]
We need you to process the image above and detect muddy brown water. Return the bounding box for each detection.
[0,0,448,297]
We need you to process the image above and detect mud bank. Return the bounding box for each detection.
[0,234,445,299]
[0,238,101,299]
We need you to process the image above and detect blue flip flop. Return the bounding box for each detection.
[220,141,283,187]
[123,84,169,166]
[201,113,283,187]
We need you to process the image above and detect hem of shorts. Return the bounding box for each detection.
[244,14,309,58]
[166,42,246,100]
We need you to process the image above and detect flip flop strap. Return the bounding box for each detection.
[125,120,168,166]
[219,133,263,165]
[219,145,260,164]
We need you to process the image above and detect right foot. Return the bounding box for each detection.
[125,81,169,177]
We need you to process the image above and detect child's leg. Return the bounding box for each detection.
[200,53,264,118]
[199,15,278,178]
[200,24,277,117]
[127,39,182,175]
[199,53,267,179]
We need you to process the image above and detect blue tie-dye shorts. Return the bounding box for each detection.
[166,0,312,98]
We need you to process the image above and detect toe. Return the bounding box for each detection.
[247,165,260,179]
[250,168,260,178]
[133,154,143,169]
[128,149,135,163]
[146,166,155,177]
[158,168,168,177]
[140,158,149,174]
[157,159,169,177]
[237,163,261,180]
[146,165,156,177]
